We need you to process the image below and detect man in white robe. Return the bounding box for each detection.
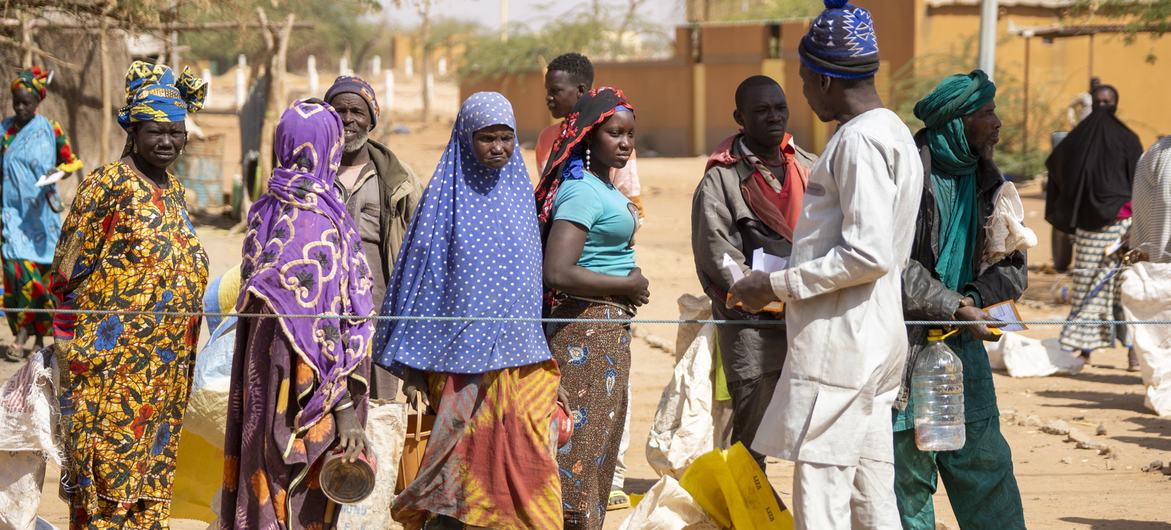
[728,2,923,528]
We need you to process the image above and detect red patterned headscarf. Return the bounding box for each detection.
[534,87,633,228]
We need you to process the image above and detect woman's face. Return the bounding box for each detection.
[471,124,515,170]
[589,111,635,169]
[11,90,39,125]
[133,121,188,170]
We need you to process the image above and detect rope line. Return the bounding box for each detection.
[3,307,1168,327]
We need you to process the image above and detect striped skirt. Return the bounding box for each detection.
[1060,218,1132,352]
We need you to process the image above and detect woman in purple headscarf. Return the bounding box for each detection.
[220,99,373,530]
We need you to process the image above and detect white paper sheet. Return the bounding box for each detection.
[985,301,1027,332]
[752,248,788,273]
[34,170,64,188]
[722,253,745,283]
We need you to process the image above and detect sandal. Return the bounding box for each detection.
[607,490,631,511]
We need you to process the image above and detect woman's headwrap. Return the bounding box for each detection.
[534,86,634,226]
[11,66,50,101]
[799,0,880,79]
[374,92,551,375]
[913,69,997,175]
[239,99,374,433]
[117,61,207,130]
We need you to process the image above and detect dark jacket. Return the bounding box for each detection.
[897,132,1029,408]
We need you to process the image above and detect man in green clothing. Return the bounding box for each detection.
[896,70,1028,529]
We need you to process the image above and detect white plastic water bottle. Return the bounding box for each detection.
[912,329,966,451]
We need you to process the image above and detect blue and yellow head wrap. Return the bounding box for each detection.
[117,61,207,130]
[11,66,50,101]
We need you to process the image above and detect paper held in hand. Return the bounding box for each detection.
[723,249,787,314]
[35,169,65,188]
[983,300,1027,332]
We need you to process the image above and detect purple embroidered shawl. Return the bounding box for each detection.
[239,99,375,432]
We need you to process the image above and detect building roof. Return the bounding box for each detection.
[926,0,1074,7]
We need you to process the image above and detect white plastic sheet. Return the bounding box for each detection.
[617,475,719,530]
[986,332,1085,377]
[1120,262,1171,416]
[647,324,716,478]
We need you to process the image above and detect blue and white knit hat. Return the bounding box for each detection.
[799,0,880,79]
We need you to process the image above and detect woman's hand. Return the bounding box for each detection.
[557,386,572,412]
[402,367,431,413]
[624,268,650,307]
[333,406,368,464]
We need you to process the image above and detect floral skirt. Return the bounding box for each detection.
[545,298,632,530]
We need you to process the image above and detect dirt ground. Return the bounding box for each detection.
[5,105,1170,530]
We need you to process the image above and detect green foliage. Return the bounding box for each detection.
[458,1,670,80]
[721,0,823,21]
[177,0,385,71]
[889,39,1062,180]
[1071,0,1171,34]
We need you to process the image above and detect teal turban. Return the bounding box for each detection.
[913,69,996,176]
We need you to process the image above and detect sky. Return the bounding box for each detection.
[380,0,689,32]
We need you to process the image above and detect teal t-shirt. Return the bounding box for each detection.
[552,171,637,276]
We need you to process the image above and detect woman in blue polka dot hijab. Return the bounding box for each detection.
[374,92,563,529]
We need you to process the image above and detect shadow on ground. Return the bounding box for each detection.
[1036,390,1148,414]
[1060,517,1171,529]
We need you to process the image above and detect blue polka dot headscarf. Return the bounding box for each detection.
[373,92,552,375]
[799,0,881,79]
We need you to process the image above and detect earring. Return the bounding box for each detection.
[585,145,591,172]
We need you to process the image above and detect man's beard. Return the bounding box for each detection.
[344,128,369,154]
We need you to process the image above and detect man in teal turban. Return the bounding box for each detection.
[895,70,1028,530]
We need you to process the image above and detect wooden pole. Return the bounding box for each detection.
[19,11,33,67]
[1023,36,1031,174]
[99,18,111,161]
[419,0,433,123]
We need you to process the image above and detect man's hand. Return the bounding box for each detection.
[954,297,1003,342]
[727,270,781,313]
[333,406,368,464]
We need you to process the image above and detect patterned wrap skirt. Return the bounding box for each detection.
[1061,218,1132,352]
[2,258,53,336]
[545,297,633,530]
[391,360,563,530]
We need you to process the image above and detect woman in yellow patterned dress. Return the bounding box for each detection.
[49,61,209,530]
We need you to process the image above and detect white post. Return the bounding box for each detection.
[372,55,382,77]
[500,0,509,41]
[384,69,395,112]
[978,0,998,79]
[307,55,319,95]
[201,67,213,107]
[235,54,247,110]
[424,71,434,119]
[404,56,414,80]
[437,56,448,77]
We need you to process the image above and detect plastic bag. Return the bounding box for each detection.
[981,182,1037,272]
[336,400,408,530]
[184,318,236,449]
[985,332,1085,377]
[617,475,719,530]
[647,324,716,478]
[678,443,794,530]
[1121,262,1171,416]
[0,350,59,530]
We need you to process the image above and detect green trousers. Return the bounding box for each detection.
[893,416,1026,530]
